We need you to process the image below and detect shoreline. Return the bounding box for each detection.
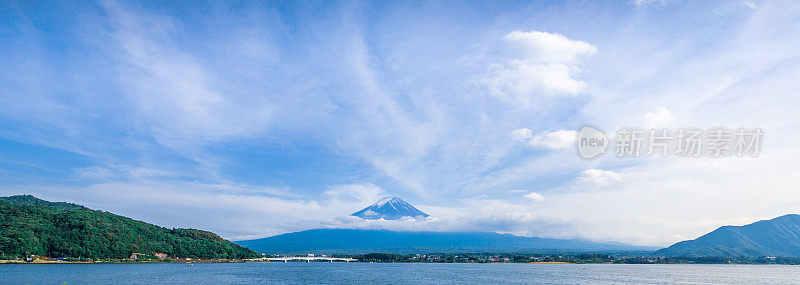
[0,259,269,264]
[4,260,800,265]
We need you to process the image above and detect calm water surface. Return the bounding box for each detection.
[2,263,799,284]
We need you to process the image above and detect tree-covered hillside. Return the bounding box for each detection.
[0,195,259,260]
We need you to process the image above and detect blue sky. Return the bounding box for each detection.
[2,0,800,246]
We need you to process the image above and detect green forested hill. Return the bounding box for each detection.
[0,195,259,260]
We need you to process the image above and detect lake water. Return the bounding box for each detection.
[2,263,799,284]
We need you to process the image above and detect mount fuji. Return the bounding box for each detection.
[237,197,657,254]
[351,197,429,220]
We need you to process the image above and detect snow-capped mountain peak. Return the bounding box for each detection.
[351,197,429,220]
[373,197,395,207]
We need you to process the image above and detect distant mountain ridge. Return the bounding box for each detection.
[236,229,655,254]
[657,214,800,258]
[351,197,429,220]
[0,195,259,259]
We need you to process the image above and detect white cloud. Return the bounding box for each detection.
[485,62,588,98]
[510,128,534,140]
[75,165,171,180]
[322,183,386,204]
[643,106,676,128]
[480,31,597,107]
[523,192,545,202]
[528,130,577,150]
[504,31,598,64]
[579,169,622,184]
[629,0,667,7]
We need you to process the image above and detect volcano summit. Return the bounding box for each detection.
[351,197,429,220]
